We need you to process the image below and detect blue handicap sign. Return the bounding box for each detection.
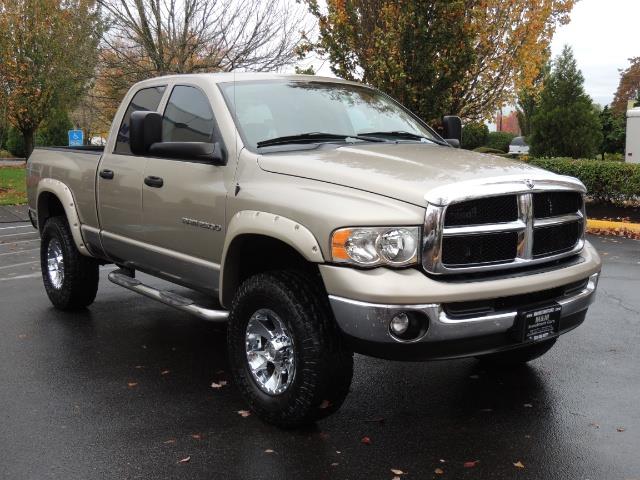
[68,129,84,146]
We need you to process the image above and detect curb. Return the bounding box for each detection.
[586,219,640,237]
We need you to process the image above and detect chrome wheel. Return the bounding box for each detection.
[46,238,65,289]
[245,309,296,395]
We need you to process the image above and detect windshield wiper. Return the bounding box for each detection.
[256,132,385,148]
[358,130,448,146]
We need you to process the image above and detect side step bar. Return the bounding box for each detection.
[108,269,229,322]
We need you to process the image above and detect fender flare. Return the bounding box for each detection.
[219,210,324,306]
[36,178,91,257]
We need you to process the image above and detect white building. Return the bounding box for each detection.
[626,108,640,164]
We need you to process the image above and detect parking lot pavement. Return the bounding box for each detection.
[0,225,638,480]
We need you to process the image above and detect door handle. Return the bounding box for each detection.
[99,169,114,180]
[144,176,164,188]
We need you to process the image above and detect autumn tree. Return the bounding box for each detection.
[0,0,103,156]
[96,0,305,113]
[612,57,640,115]
[530,46,602,159]
[303,0,575,123]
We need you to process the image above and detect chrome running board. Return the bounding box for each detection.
[107,269,228,322]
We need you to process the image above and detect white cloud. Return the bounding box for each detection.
[551,0,640,106]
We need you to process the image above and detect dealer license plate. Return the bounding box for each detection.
[519,304,562,343]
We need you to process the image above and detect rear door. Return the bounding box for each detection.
[96,85,167,263]
[139,83,231,293]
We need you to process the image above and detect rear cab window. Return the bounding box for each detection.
[114,86,166,154]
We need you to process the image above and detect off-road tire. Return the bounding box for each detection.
[476,339,557,367]
[228,270,353,428]
[40,216,99,310]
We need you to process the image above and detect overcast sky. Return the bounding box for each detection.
[551,0,639,107]
[302,0,639,108]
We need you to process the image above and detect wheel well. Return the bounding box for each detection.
[222,234,321,307]
[37,192,65,232]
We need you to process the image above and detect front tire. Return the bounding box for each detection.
[477,339,557,367]
[228,270,353,428]
[40,216,99,310]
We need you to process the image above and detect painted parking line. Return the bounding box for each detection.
[0,225,32,231]
[0,265,116,282]
[0,238,40,246]
[0,260,39,270]
[0,248,39,257]
[0,231,39,238]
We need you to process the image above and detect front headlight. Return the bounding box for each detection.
[331,226,420,267]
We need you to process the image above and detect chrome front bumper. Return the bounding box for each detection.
[329,273,599,358]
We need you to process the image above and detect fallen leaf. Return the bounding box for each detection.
[390,469,405,475]
[331,462,339,467]
[161,370,170,375]
[464,460,479,468]
[18,334,27,339]
[163,439,176,444]
[523,403,533,408]
[513,461,525,469]
[439,459,446,463]
[177,456,191,464]
[361,436,372,445]
[589,422,600,428]
[265,449,275,454]
[435,467,444,475]
[336,450,341,454]
[127,382,138,388]
[237,410,251,417]
[211,382,223,389]
[319,400,331,409]
[617,427,626,432]
[191,434,202,440]
[134,365,145,369]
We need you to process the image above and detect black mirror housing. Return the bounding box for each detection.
[445,138,460,148]
[148,141,226,164]
[442,115,462,146]
[130,111,162,155]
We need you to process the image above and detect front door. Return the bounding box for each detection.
[139,84,230,293]
[97,85,167,263]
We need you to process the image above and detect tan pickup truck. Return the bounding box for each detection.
[27,73,601,427]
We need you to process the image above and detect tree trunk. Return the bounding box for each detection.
[22,129,35,159]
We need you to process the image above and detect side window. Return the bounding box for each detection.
[163,86,215,143]
[114,86,166,154]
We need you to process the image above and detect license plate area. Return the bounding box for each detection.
[514,303,562,343]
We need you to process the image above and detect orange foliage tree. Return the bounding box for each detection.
[0,0,103,156]
[304,0,575,123]
[612,57,640,115]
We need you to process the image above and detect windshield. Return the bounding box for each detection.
[219,80,442,150]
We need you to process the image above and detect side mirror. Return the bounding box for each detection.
[442,115,462,148]
[130,111,162,155]
[148,141,227,164]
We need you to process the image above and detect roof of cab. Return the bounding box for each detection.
[133,72,349,87]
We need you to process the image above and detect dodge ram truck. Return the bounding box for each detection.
[27,73,601,427]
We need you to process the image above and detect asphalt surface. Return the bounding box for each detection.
[0,222,638,480]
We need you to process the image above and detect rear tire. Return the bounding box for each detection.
[476,339,557,367]
[40,216,99,310]
[227,270,353,428]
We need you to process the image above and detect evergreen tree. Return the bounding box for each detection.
[530,46,602,158]
[599,105,626,159]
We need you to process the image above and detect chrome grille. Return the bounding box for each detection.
[422,178,586,275]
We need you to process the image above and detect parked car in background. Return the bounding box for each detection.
[626,108,639,163]
[509,136,530,155]
[26,73,601,428]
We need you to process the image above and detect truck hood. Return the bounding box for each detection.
[257,143,558,207]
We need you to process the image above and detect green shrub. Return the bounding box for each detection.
[473,146,505,154]
[6,127,25,158]
[461,122,489,150]
[486,131,515,153]
[527,158,640,204]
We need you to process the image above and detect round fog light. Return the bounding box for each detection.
[390,313,410,335]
